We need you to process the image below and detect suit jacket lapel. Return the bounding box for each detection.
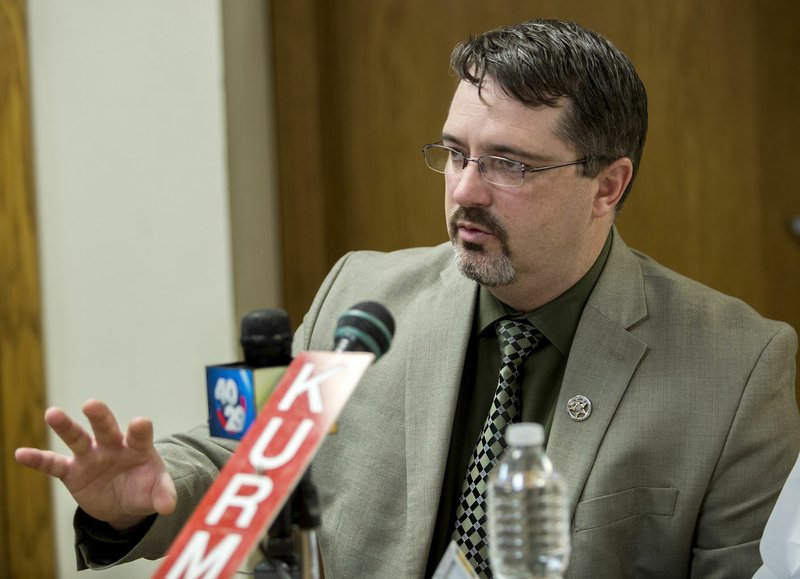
[404,259,477,574]
[547,230,649,516]
[400,230,650,569]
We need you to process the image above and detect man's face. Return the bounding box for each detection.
[443,78,603,305]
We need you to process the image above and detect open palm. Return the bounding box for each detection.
[15,399,176,530]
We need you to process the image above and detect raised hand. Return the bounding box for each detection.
[15,399,176,530]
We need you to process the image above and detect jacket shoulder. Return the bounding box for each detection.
[296,243,467,351]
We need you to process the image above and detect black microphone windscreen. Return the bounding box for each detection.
[240,308,292,367]
[333,301,395,359]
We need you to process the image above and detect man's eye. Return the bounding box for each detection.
[491,157,523,173]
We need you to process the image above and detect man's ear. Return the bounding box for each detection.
[593,157,633,218]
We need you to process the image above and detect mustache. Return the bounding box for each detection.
[448,206,508,244]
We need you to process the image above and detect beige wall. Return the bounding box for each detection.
[25,0,280,576]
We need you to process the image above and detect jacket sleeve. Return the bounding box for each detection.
[74,424,238,570]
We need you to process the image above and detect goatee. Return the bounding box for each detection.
[448,207,516,287]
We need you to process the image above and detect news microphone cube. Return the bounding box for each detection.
[206,364,288,440]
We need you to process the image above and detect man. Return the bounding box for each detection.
[16,18,800,579]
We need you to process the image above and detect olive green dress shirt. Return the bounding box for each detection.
[425,233,611,576]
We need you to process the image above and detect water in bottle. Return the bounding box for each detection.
[488,422,570,579]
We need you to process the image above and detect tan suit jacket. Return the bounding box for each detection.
[81,230,800,578]
[294,230,800,578]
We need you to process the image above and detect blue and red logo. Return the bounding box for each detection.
[206,366,257,439]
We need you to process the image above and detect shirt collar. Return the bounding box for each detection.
[476,232,613,356]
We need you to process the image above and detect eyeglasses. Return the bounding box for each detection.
[422,142,587,188]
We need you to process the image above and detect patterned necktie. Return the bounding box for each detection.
[452,317,542,578]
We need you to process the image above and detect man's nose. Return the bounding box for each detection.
[449,160,491,207]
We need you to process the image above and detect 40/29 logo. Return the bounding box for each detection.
[214,377,247,433]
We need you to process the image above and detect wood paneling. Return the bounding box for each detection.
[0,0,56,576]
[272,0,800,396]
[755,1,800,384]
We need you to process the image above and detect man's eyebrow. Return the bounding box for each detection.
[441,133,549,163]
[440,132,464,147]
[491,144,548,163]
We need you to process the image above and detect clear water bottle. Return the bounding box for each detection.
[488,423,570,579]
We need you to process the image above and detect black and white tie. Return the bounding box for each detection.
[452,317,542,578]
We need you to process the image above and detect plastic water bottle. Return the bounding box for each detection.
[488,423,570,579]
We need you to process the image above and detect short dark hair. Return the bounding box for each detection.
[450,19,648,206]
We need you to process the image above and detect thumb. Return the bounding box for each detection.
[151,472,177,516]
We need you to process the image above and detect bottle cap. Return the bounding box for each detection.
[506,423,544,446]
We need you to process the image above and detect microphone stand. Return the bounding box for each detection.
[293,469,322,579]
[254,468,321,579]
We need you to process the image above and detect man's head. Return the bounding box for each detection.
[437,20,647,310]
[450,19,647,207]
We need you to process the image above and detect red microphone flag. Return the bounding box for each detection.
[152,350,374,579]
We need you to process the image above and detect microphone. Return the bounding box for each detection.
[206,309,292,440]
[154,302,394,579]
[328,301,393,441]
[294,301,394,578]
[241,309,293,367]
[332,300,395,356]
[260,302,395,578]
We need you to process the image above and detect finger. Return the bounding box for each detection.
[126,417,155,452]
[14,447,71,479]
[83,399,124,447]
[45,407,93,456]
